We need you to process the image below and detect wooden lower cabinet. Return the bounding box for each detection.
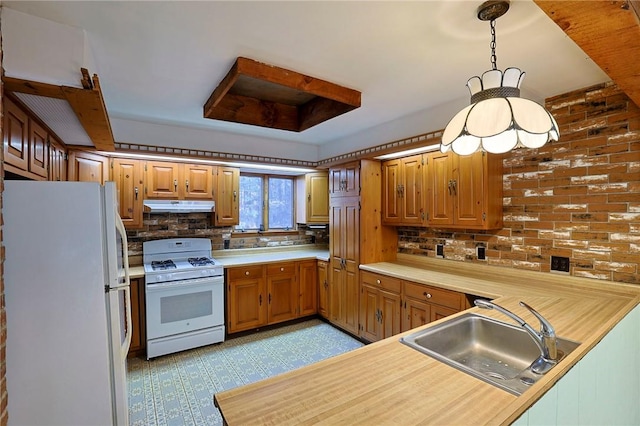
[401,280,466,332]
[317,260,329,319]
[267,263,298,324]
[128,277,146,358]
[227,260,319,334]
[357,270,467,339]
[227,265,267,333]
[359,271,401,342]
[298,260,318,317]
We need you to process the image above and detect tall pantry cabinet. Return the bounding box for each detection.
[328,159,397,336]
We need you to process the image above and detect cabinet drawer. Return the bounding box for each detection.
[267,262,296,276]
[361,271,401,293]
[403,281,463,310]
[228,265,264,280]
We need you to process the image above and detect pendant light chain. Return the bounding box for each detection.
[490,19,497,70]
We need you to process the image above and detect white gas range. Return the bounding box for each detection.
[143,238,225,359]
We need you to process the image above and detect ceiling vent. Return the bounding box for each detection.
[203,57,361,132]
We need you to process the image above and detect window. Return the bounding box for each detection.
[237,174,294,231]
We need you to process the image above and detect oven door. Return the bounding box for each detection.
[146,276,224,340]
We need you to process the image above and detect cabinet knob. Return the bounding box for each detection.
[134,187,138,200]
[376,279,381,284]
[245,271,250,276]
[423,292,432,299]
[280,267,285,272]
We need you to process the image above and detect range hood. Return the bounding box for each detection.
[143,200,215,213]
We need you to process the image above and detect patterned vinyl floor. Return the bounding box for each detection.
[127,319,364,425]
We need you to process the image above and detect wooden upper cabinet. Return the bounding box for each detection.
[3,96,29,171]
[296,171,329,224]
[68,151,109,184]
[112,158,144,229]
[145,161,214,200]
[28,120,49,179]
[145,161,181,198]
[382,154,425,226]
[214,166,240,226]
[329,161,359,198]
[183,164,214,199]
[426,151,503,230]
[49,137,67,182]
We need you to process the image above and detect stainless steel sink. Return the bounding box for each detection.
[400,312,580,395]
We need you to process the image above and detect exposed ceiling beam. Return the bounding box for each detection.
[534,0,640,108]
[3,73,116,151]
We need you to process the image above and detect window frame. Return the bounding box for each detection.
[236,173,296,232]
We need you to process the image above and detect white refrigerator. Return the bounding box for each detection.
[4,181,132,426]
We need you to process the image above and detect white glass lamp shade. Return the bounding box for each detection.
[441,68,559,155]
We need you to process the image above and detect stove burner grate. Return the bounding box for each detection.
[188,257,216,267]
[151,260,177,271]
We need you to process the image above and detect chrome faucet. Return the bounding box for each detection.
[474,299,558,375]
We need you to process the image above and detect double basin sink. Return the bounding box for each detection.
[400,312,580,395]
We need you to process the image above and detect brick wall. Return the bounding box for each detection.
[126,212,326,261]
[398,82,640,285]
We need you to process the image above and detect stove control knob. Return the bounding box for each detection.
[156,275,164,282]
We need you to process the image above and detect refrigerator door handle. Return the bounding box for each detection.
[115,213,133,355]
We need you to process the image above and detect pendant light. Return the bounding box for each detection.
[440,0,559,155]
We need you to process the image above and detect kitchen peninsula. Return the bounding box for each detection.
[214,254,640,425]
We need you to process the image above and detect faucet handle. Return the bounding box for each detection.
[519,301,555,336]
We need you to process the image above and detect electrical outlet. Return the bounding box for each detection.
[551,256,570,273]
[477,246,486,261]
[436,244,444,258]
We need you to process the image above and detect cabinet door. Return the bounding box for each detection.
[430,304,459,323]
[112,158,144,229]
[267,263,297,324]
[329,196,360,335]
[183,164,214,200]
[379,289,402,340]
[145,161,180,198]
[317,260,329,319]
[68,151,109,183]
[228,267,266,333]
[453,153,485,228]
[298,260,318,317]
[359,283,380,342]
[329,162,359,197]
[128,278,143,356]
[382,159,401,224]
[401,155,425,225]
[29,120,49,178]
[305,172,329,223]
[427,151,454,226]
[402,298,430,332]
[215,166,239,226]
[48,138,67,181]
[3,97,29,170]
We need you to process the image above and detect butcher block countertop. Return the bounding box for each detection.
[214,254,640,425]
[211,245,329,267]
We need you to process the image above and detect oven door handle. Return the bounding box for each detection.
[146,277,223,292]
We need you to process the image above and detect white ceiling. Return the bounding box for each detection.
[2,0,609,161]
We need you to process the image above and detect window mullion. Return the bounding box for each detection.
[262,175,269,230]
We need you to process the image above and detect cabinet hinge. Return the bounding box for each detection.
[64,153,68,161]
[358,201,361,211]
[110,159,114,168]
[144,164,147,171]
[482,212,486,221]
[421,156,425,166]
